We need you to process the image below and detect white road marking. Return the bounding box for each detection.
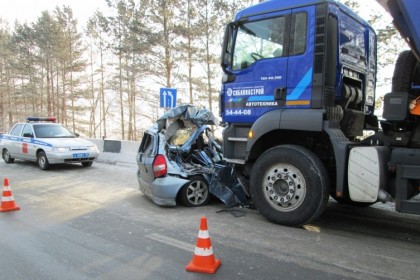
[145,233,195,252]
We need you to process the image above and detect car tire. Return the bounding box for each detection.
[250,145,329,227]
[2,149,15,163]
[179,176,211,207]
[82,161,93,167]
[37,151,50,170]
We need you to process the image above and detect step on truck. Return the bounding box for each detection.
[219,0,420,226]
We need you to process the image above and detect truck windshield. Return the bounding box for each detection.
[232,16,286,70]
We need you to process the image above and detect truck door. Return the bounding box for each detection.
[223,10,290,124]
[222,6,315,123]
[285,7,314,109]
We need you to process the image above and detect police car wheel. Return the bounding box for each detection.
[82,161,93,167]
[2,149,15,163]
[37,151,50,170]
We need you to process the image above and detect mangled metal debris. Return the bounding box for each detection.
[157,105,250,207]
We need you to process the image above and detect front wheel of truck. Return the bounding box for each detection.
[250,145,329,227]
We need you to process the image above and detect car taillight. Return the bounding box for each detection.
[153,154,167,178]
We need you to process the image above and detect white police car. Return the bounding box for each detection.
[0,117,99,170]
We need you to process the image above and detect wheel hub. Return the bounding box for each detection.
[264,164,306,211]
[272,177,293,202]
[187,181,208,205]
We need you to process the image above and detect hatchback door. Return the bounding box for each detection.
[137,131,159,196]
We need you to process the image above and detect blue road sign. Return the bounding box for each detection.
[159,88,177,108]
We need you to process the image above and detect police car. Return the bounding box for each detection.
[0,117,99,170]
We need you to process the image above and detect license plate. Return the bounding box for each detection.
[72,153,89,158]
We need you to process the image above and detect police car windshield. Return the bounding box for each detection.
[33,124,75,138]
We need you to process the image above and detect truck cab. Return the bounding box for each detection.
[219,0,420,226]
[221,0,376,159]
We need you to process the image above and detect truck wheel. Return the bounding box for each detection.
[37,151,50,170]
[179,176,210,207]
[392,50,420,94]
[2,149,15,163]
[250,145,329,227]
[392,50,420,147]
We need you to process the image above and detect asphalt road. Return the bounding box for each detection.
[0,160,419,280]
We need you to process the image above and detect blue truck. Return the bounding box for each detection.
[220,0,420,226]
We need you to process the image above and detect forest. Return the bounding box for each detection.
[0,0,406,140]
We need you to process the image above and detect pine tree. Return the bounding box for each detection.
[54,6,87,131]
[87,11,110,138]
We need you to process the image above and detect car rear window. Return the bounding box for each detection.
[139,132,154,156]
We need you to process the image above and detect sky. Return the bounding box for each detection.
[0,0,110,27]
[0,0,387,27]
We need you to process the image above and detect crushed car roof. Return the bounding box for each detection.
[156,105,219,132]
[155,105,250,208]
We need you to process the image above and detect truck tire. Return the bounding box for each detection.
[392,50,420,147]
[250,145,329,227]
[392,50,420,94]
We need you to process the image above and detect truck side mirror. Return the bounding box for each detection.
[221,23,234,75]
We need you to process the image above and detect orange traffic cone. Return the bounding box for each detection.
[0,178,20,212]
[185,216,221,274]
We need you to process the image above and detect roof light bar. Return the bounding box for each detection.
[26,117,57,123]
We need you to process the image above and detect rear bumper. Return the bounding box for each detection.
[137,174,189,206]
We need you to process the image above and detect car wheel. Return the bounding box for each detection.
[37,151,50,170]
[250,145,329,227]
[82,161,93,167]
[2,149,15,163]
[179,176,211,207]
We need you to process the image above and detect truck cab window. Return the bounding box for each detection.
[232,16,286,70]
[290,12,307,55]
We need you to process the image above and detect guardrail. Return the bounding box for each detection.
[88,139,139,166]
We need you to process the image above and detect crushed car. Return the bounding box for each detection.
[136,105,249,207]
